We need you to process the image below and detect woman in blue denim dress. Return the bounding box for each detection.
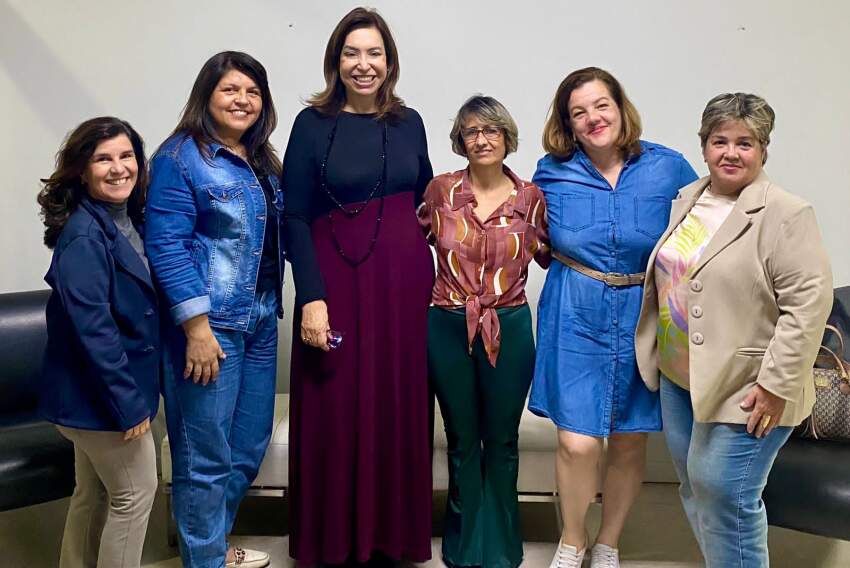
[529,68,697,568]
[145,52,283,568]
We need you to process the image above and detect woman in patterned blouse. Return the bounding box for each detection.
[418,95,550,568]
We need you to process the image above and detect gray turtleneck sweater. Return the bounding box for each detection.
[105,202,149,273]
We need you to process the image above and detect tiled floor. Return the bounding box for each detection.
[3,484,849,567]
[139,484,850,567]
[142,537,701,568]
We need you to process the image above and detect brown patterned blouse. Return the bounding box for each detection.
[417,166,550,366]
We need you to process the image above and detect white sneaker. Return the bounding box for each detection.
[548,539,586,568]
[590,543,620,568]
[225,546,270,568]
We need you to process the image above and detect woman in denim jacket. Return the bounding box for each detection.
[145,51,283,568]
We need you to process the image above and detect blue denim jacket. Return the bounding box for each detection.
[145,134,284,330]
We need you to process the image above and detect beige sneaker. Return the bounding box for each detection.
[225,546,270,568]
[590,543,620,568]
[548,540,585,568]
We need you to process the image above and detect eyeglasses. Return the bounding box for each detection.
[460,126,502,142]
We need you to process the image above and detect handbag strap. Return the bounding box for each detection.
[817,344,849,381]
[823,324,845,357]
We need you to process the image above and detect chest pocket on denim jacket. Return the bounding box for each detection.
[205,183,247,238]
[634,196,671,239]
[549,194,594,231]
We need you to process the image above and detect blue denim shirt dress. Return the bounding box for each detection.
[528,141,697,436]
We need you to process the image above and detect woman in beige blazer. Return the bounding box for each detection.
[635,92,832,567]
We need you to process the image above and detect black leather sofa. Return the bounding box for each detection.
[764,437,850,540]
[0,289,75,511]
[763,286,850,540]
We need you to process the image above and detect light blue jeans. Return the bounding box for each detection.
[660,376,791,568]
[163,290,278,568]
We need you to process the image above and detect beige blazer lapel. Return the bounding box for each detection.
[691,171,770,277]
[664,178,708,246]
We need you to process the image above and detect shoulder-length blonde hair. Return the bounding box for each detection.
[308,7,404,120]
[542,67,642,160]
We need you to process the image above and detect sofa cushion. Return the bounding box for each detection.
[764,437,850,540]
[0,290,50,425]
[0,422,75,510]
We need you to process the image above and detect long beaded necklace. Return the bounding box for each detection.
[319,113,388,267]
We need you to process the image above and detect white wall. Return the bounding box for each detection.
[3,0,848,383]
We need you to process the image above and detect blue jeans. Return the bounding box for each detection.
[660,376,791,568]
[163,290,278,568]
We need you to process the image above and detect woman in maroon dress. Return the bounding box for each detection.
[282,7,434,565]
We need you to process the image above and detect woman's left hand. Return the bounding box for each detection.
[740,384,787,438]
[124,417,151,441]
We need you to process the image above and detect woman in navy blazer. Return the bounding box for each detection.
[37,117,159,568]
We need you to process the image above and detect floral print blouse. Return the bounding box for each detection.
[654,187,737,387]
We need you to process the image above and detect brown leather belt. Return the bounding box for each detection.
[553,251,645,287]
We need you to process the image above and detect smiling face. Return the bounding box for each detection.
[338,26,387,107]
[702,119,764,195]
[207,69,262,143]
[462,115,506,167]
[567,79,623,156]
[82,134,138,203]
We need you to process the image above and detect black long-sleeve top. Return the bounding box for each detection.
[282,106,433,307]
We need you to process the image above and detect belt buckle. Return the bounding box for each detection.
[603,272,626,286]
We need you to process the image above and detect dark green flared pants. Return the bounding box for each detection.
[428,305,535,568]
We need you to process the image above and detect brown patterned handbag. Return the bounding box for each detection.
[798,325,850,441]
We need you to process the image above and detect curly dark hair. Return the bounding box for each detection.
[37,117,147,249]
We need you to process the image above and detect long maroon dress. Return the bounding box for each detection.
[283,107,435,564]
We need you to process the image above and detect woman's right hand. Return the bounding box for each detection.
[181,314,226,384]
[124,417,151,441]
[301,300,330,351]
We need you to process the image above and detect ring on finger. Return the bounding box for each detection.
[760,414,772,430]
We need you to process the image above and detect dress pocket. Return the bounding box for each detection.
[552,195,594,231]
[634,196,671,239]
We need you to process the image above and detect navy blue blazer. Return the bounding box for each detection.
[40,197,160,432]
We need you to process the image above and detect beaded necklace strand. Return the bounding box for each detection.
[319,114,388,267]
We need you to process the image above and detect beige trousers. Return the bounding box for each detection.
[57,425,157,568]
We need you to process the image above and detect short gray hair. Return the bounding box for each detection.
[450,95,519,157]
[699,93,775,163]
